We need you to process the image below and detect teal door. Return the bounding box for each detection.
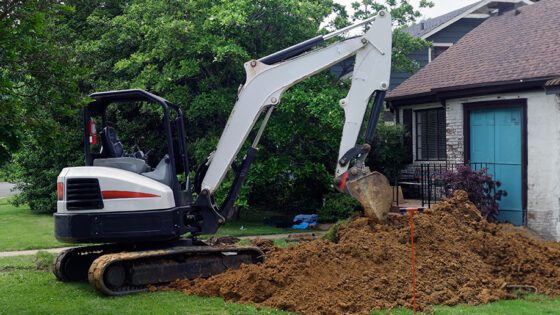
[469,107,524,225]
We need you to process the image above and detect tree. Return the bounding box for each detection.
[0,1,53,165]
[6,0,338,213]
[73,0,339,213]
[5,0,435,214]
[1,1,85,212]
[351,0,433,73]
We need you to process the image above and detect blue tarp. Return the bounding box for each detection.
[292,214,318,229]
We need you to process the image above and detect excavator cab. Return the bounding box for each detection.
[55,89,195,244]
[84,89,190,199]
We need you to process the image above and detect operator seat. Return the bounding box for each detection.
[100,126,124,158]
[94,126,150,174]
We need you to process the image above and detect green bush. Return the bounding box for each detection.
[317,192,361,223]
[10,121,82,214]
[369,122,410,183]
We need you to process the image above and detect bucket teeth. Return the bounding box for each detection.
[346,171,393,221]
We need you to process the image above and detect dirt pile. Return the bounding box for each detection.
[166,191,560,314]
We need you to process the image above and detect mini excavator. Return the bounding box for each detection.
[53,11,393,295]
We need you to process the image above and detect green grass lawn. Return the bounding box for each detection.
[0,254,291,315]
[213,218,295,238]
[0,198,299,252]
[1,255,559,315]
[212,207,302,237]
[0,198,63,251]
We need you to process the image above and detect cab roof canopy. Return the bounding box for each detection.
[86,89,175,115]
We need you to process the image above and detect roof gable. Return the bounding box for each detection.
[387,0,560,102]
[404,0,533,39]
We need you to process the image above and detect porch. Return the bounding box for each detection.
[392,162,522,224]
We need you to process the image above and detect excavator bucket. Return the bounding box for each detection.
[346,171,393,221]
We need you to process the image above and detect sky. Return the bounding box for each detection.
[335,0,481,20]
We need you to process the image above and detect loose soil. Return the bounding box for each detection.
[165,191,560,314]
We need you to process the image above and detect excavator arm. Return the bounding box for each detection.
[192,11,393,234]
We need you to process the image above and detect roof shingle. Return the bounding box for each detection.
[387,0,560,101]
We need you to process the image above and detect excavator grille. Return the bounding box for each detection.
[66,178,104,210]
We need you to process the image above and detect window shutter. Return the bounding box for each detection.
[403,109,413,163]
[437,108,446,159]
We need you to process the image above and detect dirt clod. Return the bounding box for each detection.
[251,238,276,254]
[205,236,241,246]
[166,191,560,314]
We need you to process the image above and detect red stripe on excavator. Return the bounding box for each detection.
[102,191,160,199]
[339,171,350,192]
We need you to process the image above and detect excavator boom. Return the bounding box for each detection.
[195,11,393,230]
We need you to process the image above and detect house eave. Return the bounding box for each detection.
[433,77,551,98]
[386,92,438,107]
[387,77,553,108]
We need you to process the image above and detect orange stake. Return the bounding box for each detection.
[400,207,423,315]
[410,210,416,314]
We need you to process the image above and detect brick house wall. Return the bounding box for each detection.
[445,102,464,165]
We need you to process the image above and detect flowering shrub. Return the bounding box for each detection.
[442,165,506,220]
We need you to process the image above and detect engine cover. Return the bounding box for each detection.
[57,166,175,213]
[55,166,185,243]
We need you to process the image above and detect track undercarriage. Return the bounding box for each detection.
[54,239,264,295]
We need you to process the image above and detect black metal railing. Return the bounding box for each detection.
[397,162,496,208]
